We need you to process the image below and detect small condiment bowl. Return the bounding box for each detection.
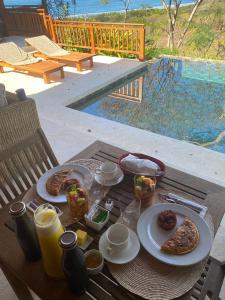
[84,249,104,275]
[85,206,109,231]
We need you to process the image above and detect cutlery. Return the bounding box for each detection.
[159,192,208,218]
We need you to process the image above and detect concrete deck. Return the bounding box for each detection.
[1,36,225,299]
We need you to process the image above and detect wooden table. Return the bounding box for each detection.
[0,60,65,84]
[33,52,95,72]
[49,53,94,72]
[1,141,225,300]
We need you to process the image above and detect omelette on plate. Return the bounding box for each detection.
[161,217,199,255]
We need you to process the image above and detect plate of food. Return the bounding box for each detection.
[137,203,212,266]
[36,164,92,203]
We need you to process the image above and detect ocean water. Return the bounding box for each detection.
[4,0,194,15]
[71,58,225,154]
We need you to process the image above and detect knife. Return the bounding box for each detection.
[159,192,208,218]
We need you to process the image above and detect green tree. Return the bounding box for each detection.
[43,0,72,19]
[101,0,132,22]
[161,0,205,50]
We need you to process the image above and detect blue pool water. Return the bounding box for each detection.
[70,58,225,153]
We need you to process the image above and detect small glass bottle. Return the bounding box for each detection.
[9,201,41,261]
[34,203,64,279]
[59,231,89,295]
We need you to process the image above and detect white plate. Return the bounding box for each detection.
[36,164,92,203]
[95,167,124,186]
[137,203,212,266]
[99,229,140,264]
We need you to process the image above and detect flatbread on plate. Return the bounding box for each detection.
[161,217,199,255]
[46,169,72,196]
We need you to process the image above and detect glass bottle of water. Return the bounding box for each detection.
[59,231,89,295]
[9,201,41,261]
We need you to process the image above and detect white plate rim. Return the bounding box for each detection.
[99,229,140,264]
[36,164,92,203]
[137,203,212,266]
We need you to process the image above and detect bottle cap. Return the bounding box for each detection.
[59,231,78,249]
[9,201,26,217]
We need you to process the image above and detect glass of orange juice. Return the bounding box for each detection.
[34,203,64,279]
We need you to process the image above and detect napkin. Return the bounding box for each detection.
[121,154,159,176]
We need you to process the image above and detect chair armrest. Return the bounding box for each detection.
[197,213,225,299]
[199,257,225,300]
[5,91,20,105]
[210,213,225,264]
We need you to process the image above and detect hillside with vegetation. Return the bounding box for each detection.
[79,0,225,60]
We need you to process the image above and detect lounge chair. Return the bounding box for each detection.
[25,35,95,72]
[0,42,65,83]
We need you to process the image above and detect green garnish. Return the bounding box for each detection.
[93,210,108,223]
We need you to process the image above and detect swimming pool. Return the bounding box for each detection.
[69,57,225,154]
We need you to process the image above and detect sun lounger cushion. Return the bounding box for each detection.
[25,35,69,57]
[0,42,40,66]
[0,84,8,107]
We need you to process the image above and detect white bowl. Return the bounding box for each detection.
[85,206,109,231]
[84,249,104,275]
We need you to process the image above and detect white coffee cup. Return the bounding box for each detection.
[95,162,118,181]
[106,223,129,255]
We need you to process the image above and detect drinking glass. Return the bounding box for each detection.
[88,187,104,211]
[66,184,89,222]
[118,198,141,232]
[134,175,156,208]
[83,173,93,191]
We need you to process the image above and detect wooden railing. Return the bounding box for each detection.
[3,8,145,61]
[47,19,145,60]
[111,76,144,102]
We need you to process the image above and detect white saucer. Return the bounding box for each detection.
[99,229,140,264]
[94,167,124,186]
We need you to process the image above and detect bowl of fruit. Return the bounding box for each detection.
[134,175,156,207]
[66,183,89,220]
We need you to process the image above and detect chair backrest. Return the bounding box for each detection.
[0,42,39,66]
[25,35,68,57]
[0,99,58,207]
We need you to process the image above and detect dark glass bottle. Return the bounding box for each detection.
[9,201,41,261]
[59,231,89,295]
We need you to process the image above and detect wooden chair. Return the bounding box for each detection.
[0,98,59,299]
[0,98,59,207]
[25,35,95,72]
[0,42,65,84]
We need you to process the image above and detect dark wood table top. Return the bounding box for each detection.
[1,140,225,300]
